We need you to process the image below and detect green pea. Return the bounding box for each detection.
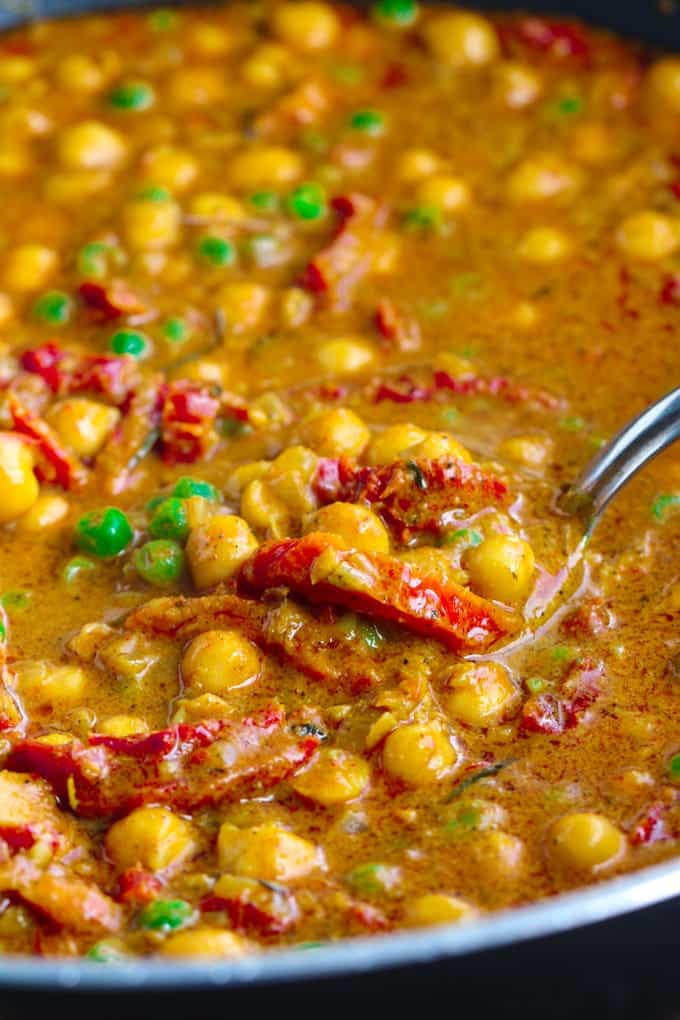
[1,590,31,612]
[110,329,149,358]
[108,80,155,111]
[135,185,172,203]
[559,415,585,432]
[372,0,419,25]
[359,619,384,650]
[287,182,327,222]
[162,317,190,343]
[75,507,133,559]
[172,477,219,502]
[443,528,482,548]
[669,754,680,783]
[525,676,546,694]
[62,556,97,584]
[555,95,582,116]
[134,539,184,587]
[147,8,177,30]
[77,241,111,279]
[33,291,72,325]
[149,497,189,542]
[329,64,364,84]
[248,190,279,213]
[550,645,572,663]
[86,941,126,963]
[651,493,680,522]
[348,109,386,135]
[218,416,251,438]
[346,863,400,895]
[197,236,236,267]
[137,898,194,932]
[402,204,441,232]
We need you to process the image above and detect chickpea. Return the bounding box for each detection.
[181,629,261,694]
[307,502,389,554]
[55,54,105,93]
[173,692,231,722]
[14,661,87,711]
[106,806,196,872]
[570,122,616,166]
[0,434,39,523]
[229,146,304,190]
[405,894,477,927]
[57,121,126,170]
[4,244,57,293]
[408,431,472,462]
[464,534,535,605]
[517,226,571,263]
[507,155,583,203]
[240,479,290,537]
[396,147,441,182]
[160,929,246,958]
[216,282,270,333]
[226,461,270,499]
[188,192,245,224]
[241,45,291,89]
[167,66,226,107]
[367,424,427,465]
[498,434,552,468]
[267,445,319,515]
[172,357,228,388]
[510,301,540,329]
[186,514,258,589]
[469,830,524,878]
[421,12,499,67]
[45,169,111,205]
[291,748,371,805]
[271,2,340,51]
[316,338,375,375]
[97,715,148,737]
[549,813,626,871]
[18,494,68,532]
[217,822,322,879]
[141,145,198,193]
[615,211,679,261]
[416,175,470,212]
[493,61,542,108]
[123,194,181,250]
[280,286,313,329]
[647,58,680,113]
[0,56,35,84]
[445,662,517,727]
[302,408,370,459]
[186,22,233,57]
[382,722,456,786]
[46,398,120,458]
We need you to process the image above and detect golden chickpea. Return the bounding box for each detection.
[187,514,258,589]
[445,662,517,727]
[181,629,261,694]
[188,192,245,224]
[217,822,322,879]
[123,194,181,250]
[17,494,68,532]
[615,211,679,261]
[97,715,148,737]
[106,806,196,872]
[4,244,57,293]
[469,830,524,879]
[647,58,680,113]
[396,148,441,182]
[302,408,370,459]
[507,155,583,203]
[216,282,270,333]
[226,461,270,499]
[14,661,87,711]
[570,122,616,166]
[172,357,228,388]
[267,445,319,515]
[241,45,291,89]
[141,145,198,193]
[316,338,375,375]
[229,146,304,190]
[55,54,105,93]
[416,175,470,212]
[549,813,626,871]
[291,748,371,805]
[367,424,427,465]
[186,22,233,57]
[498,434,552,468]
[422,12,499,67]
[271,2,340,51]
[493,61,542,108]
[517,226,571,263]
[409,431,472,462]
[240,479,290,537]
[0,56,35,84]
[510,301,540,329]
[0,435,39,523]
[160,929,247,958]
[405,894,477,927]
[167,66,226,107]
[57,120,126,170]
[46,398,120,458]
[464,534,536,605]
[382,722,456,786]
[307,502,389,554]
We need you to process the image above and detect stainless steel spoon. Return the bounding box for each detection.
[559,386,680,536]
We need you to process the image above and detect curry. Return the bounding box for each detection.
[0,0,677,962]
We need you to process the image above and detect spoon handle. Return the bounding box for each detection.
[560,386,680,535]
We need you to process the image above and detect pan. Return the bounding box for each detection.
[0,2,678,1016]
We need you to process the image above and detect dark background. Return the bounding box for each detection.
[0,0,679,1015]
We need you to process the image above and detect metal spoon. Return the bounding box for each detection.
[558,386,680,536]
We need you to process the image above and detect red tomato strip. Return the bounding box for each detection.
[7,390,88,489]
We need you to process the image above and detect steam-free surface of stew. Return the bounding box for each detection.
[0,0,678,962]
